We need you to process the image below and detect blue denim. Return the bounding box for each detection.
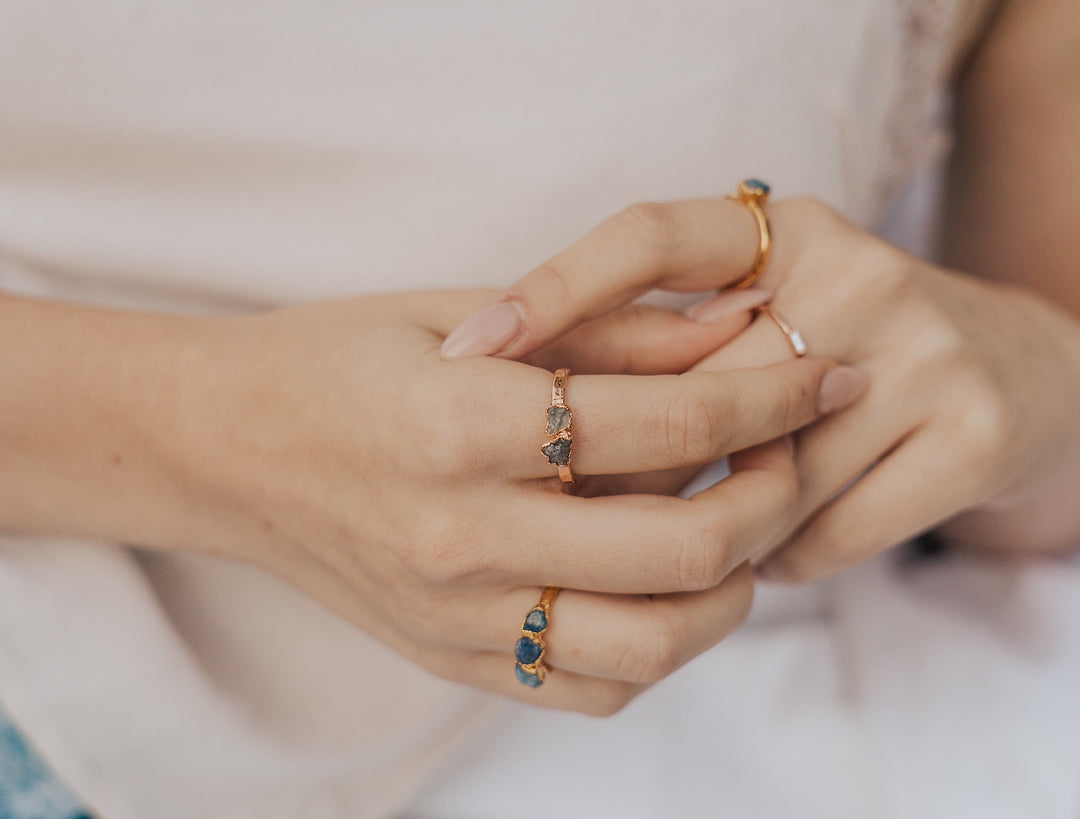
[0,700,91,819]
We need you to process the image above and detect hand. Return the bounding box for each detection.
[155,289,862,714]
[443,196,1080,583]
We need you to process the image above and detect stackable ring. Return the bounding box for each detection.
[725,178,772,290]
[756,304,807,357]
[540,368,574,483]
[515,586,559,688]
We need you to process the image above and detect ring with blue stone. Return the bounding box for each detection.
[724,178,773,291]
[540,368,574,483]
[514,586,559,688]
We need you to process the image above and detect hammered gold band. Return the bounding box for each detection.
[514,586,560,688]
[540,368,574,483]
[756,304,808,358]
[725,178,773,290]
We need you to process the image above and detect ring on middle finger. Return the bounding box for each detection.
[541,367,575,483]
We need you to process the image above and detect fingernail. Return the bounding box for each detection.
[815,366,869,414]
[440,301,524,359]
[685,288,773,323]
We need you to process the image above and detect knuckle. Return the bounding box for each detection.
[773,195,844,247]
[846,237,912,302]
[525,259,576,309]
[399,507,487,585]
[778,194,835,225]
[618,201,680,259]
[402,368,485,477]
[902,303,969,371]
[674,522,728,591]
[953,378,1013,472]
[614,614,683,683]
[655,387,722,465]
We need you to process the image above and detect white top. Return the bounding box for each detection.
[6,3,1079,819]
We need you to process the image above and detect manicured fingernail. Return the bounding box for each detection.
[685,288,773,323]
[816,366,869,414]
[440,301,524,359]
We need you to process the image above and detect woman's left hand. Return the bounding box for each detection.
[442,195,1080,583]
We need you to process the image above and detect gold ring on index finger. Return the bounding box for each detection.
[724,178,772,290]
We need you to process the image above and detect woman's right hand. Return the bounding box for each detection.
[155,289,863,714]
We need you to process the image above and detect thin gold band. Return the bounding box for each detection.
[725,179,772,290]
[756,304,808,357]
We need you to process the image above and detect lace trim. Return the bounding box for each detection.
[874,0,996,205]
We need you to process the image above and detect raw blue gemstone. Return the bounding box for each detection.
[523,609,548,633]
[515,663,543,688]
[744,178,770,195]
[515,636,543,665]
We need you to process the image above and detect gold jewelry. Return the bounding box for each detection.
[756,304,807,357]
[540,368,574,483]
[515,586,559,688]
[725,178,772,290]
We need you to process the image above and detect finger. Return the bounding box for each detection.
[757,425,972,584]
[411,287,761,374]
[477,356,864,478]
[496,439,798,593]
[781,369,925,520]
[452,564,754,683]
[521,299,763,375]
[440,197,789,360]
[441,650,644,717]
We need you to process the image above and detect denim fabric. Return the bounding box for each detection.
[0,701,91,819]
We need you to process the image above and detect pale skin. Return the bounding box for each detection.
[1,0,1077,717]
[444,0,1080,582]
[0,290,865,716]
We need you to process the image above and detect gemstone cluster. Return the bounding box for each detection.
[541,400,572,467]
[514,603,553,688]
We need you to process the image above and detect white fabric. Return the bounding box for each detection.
[3,2,1077,818]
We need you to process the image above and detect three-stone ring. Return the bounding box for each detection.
[515,587,559,688]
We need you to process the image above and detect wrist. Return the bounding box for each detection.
[942,289,1080,555]
[0,292,217,550]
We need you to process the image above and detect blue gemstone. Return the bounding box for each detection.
[744,178,770,195]
[514,636,543,665]
[515,663,543,688]
[523,609,548,632]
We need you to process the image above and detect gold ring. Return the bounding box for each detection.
[725,178,772,290]
[540,368,574,483]
[515,586,559,688]
[756,304,807,357]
